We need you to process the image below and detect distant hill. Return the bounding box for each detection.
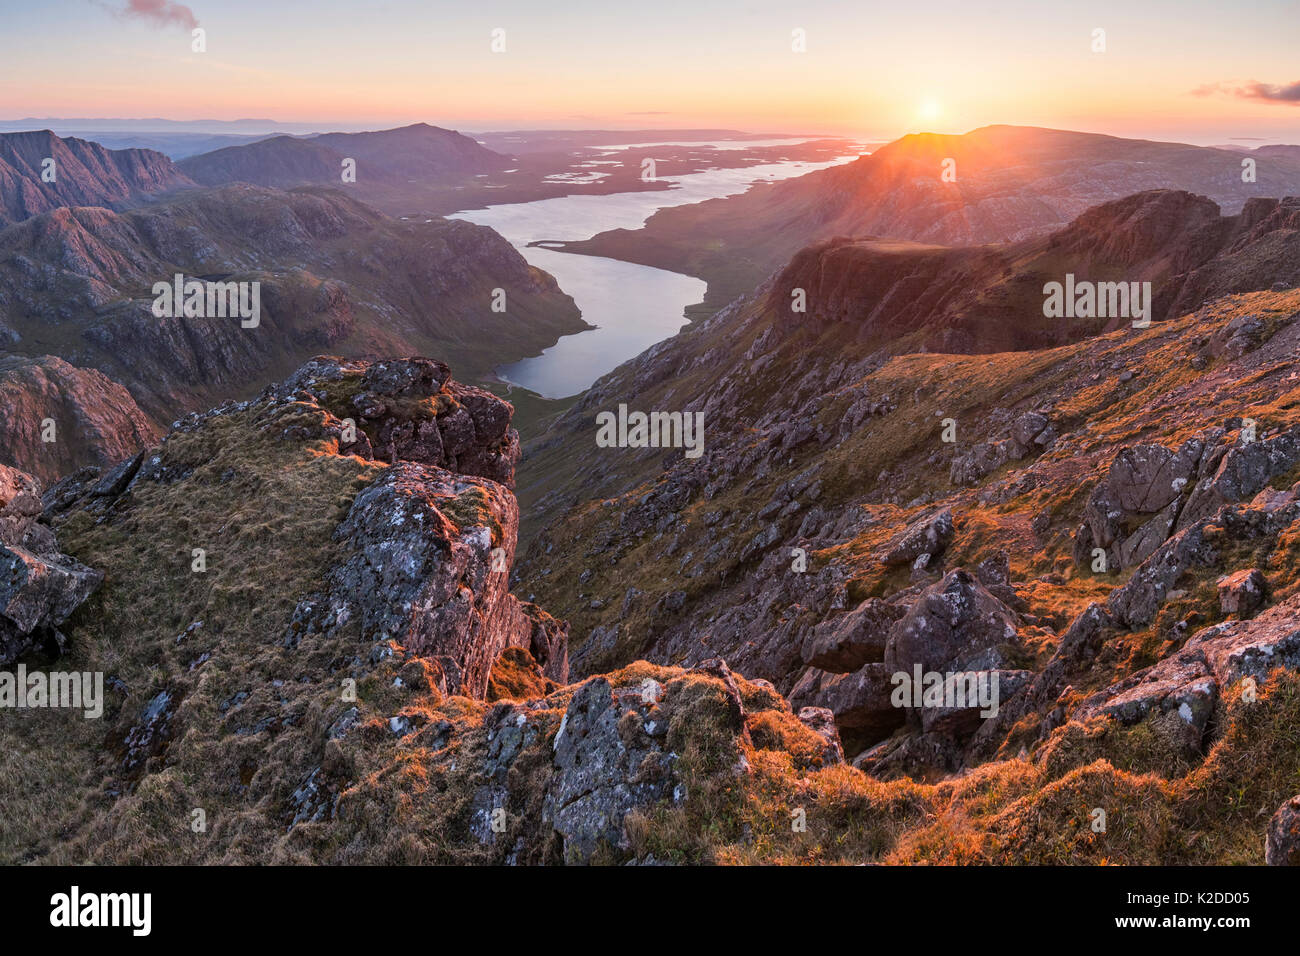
[0,183,584,474]
[180,123,511,188]
[562,125,1300,311]
[0,129,193,228]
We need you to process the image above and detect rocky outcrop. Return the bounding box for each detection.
[46,356,565,699]
[276,356,520,486]
[1073,424,1300,573]
[541,676,682,861]
[1079,592,1300,757]
[0,464,102,665]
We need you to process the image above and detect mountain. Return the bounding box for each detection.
[0,183,585,475]
[175,135,346,187]
[561,125,1300,312]
[0,130,193,228]
[0,354,159,484]
[767,190,1300,354]
[8,319,1300,863]
[179,123,510,188]
[504,278,1300,862]
[497,179,1300,861]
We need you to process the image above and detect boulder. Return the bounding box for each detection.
[788,662,904,743]
[542,677,681,862]
[0,466,103,666]
[918,669,1033,737]
[1011,411,1052,448]
[881,508,954,567]
[883,570,1021,675]
[1266,795,1300,865]
[1219,568,1268,617]
[800,597,902,672]
[1106,442,1199,513]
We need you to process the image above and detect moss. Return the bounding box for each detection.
[486,648,556,702]
[439,484,505,546]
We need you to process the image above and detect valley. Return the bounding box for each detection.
[4,114,1300,870]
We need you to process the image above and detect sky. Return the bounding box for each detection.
[1,0,1299,144]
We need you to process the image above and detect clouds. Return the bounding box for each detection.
[1238,81,1300,104]
[114,0,199,30]
[1193,80,1300,105]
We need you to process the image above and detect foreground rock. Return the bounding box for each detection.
[0,464,102,666]
[46,356,561,699]
[1266,796,1300,865]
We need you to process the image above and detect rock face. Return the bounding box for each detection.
[0,129,193,228]
[0,353,160,485]
[541,676,681,861]
[0,464,102,666]
[1266,795,1300,865]
[277,356,520,487]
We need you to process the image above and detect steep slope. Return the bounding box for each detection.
[180,124,510,188]
[563,125,1300,310]
[768,190,1300,353]
[0,130,193,228]
[513,181,1300,797]
[0,354,160,485]
[6,352,1300,865]
[0,183,586,473]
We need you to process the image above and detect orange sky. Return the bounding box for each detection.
[3,0,1299,143]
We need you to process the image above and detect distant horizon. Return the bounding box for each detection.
[1,117,1297,151]
[4,1,1299,147]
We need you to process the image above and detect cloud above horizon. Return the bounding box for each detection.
[1193,80,1300,105]
[110,0,199,30]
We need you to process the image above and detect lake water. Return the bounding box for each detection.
[451,148,861,398]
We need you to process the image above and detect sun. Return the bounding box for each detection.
[918,98,943,122]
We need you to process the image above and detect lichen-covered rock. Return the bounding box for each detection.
[1266,795,1300,865]
[884,569,1021,675]
[286,462,528,698]
[0,465,103,666]
[1082,592,1300,759]
[880,508,954,567]
[1219,568,1268,617]
[542,677,680,862]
